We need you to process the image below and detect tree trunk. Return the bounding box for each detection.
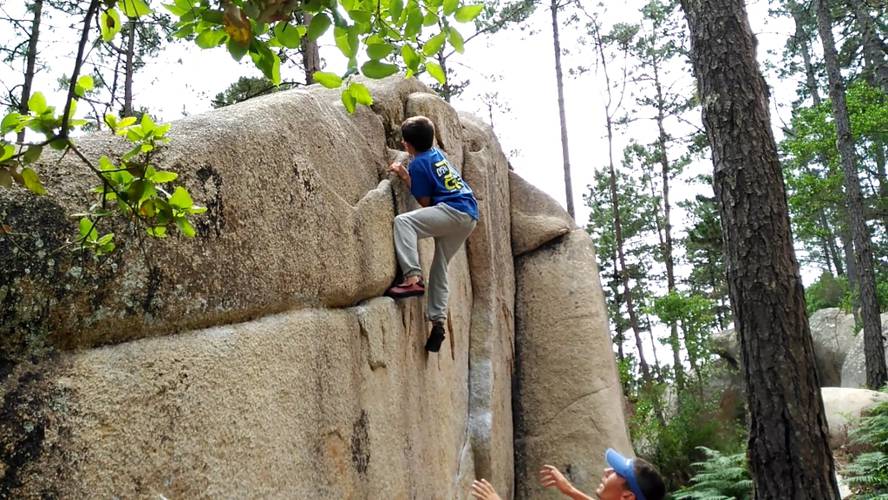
[679,0,841,497]
[874,141,888,233]
[301,13,321,85]
[550,0,574,219]
[123,20,136,117]
[815,0,887,390]
[839,223,861,321]
[791,5,822,106]
[609,163,651,385]
[604,85,666,427]
[653,58,685,393]
[17,0,43,144]
[848,0,888,92]
[436,50,455,102]
[611,252,626,363]
[791,2,844,277]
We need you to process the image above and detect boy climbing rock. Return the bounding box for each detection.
[385,115,478,353]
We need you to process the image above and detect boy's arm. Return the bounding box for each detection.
[539,465,595,500]
[388,161,411,188]
[390,159,433,207]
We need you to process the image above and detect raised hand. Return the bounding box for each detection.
[470,479,502,500]
[539,465,573,495]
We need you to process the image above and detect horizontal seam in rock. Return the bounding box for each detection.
[523,385,611,435]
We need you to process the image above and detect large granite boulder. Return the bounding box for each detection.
[1,87,396,360]
[710,309,862,388]
[514,229,632,499]
[0,296,476,498]
[841,313,888,388]
[509,172,575,256]
[821,387,888,449]
[460,113,517,498]
[1,76,631,498]
[808,308,857,386]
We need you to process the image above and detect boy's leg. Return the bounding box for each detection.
[392,204,471,282]
[427,208,477,322]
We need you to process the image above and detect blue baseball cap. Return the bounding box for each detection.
[605,448,646,500]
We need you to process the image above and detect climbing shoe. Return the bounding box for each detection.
[425,321,446,353]
[385,279,425,299]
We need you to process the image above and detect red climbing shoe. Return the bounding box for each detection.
[425,321,446,353]
[385,279,425,299]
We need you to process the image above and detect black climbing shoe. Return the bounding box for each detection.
[425,321,446,353]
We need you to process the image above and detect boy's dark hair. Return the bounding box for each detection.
[634,458,666,500]
[401,116,435,152]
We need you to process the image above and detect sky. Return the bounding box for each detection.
[1,0,810,361]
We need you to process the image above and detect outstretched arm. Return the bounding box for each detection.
[539,465,595,500]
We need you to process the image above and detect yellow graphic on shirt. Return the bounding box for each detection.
[434,159,463,192]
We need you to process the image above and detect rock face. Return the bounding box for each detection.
[841,312,888,388]
[821,387,888,449]
[0,77,630,498]
[710,308,862,388]
[509,171,575,256]
[808,308,858,387]
[514,229,632,499]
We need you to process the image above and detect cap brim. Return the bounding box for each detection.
[605,448,635,479]
[605,448,646,500]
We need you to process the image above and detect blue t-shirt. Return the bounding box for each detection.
[409,148,479,220]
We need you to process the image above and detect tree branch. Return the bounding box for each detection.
[61,0,100,139]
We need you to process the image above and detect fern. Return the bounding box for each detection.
[844,395,888,497]
[672,447,752,500]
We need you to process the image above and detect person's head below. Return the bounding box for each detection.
[598,448,666,500]
[400,115,435,154]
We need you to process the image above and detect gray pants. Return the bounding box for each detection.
[393,203,477,322]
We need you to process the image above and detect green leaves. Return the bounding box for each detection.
[422,32,446,56]
[78,218,115,255]
[348,82,373,105]
[334,25,360,59]
[361,60,399,79]
[442,0,458,16]
[28,92,47,115]
[1,113,24,134]
[341,89,357,113]
[22,145,42,164]
[249,43,281,85]
[339,82,374,113]
[169,186,194,210]
[404,2,424,38]
[425,62,446,84]
[74,75,94,97]
[145,166,178,183]
[390,0,404,22]
[196,29,226,48]
[100,8,122,41]
[307,13,332,40]
[313,71,343,88]
[21,168,46,195]
[0,144,14,163]
[162,0,193,17]
[159,0,485,104]
[401,44,420,71]
[454,4,483,22]
[367,42,395,60]
[448,26,464,52]
[117,0,152,18]
[273,22,304,49]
